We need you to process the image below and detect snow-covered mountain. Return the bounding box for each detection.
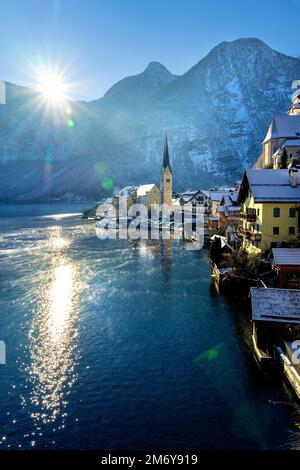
[1,38,300,201]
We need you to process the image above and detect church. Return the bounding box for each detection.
[160,134,173,206]
[116,135,173,211]
[255,90,300,169]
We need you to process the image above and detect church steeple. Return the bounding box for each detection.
[162,134,172,174]
[160,134,173,207]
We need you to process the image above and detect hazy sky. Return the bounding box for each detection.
[1,0,300,100]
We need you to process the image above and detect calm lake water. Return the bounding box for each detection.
[0,204,299,450]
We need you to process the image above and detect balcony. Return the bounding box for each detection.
[240,211,257,222]
[239,227,261,241]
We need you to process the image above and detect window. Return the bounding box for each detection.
[273,227,279,235]
[257,209,260,217]
[246,208,256,221]
[166,178,170,183]
[290,208,296,218]
[273,208,280,217]
[289,227,295,235]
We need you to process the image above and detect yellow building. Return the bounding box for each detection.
[237,169,300,253]
[160,135,173,207]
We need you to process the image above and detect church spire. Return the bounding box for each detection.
[162,134,172,174]
[160,134,173,207]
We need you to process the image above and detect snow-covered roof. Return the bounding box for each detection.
[172,199,181,206]
[119,185,138,197]
[272,248,300,266]
[180,195,193,202]
[178,190,209,204]
[181,191,197,196]
[263,115,300,143]
[137,184,157,196]
[228,205,240,211]
[239,169,300,202]
[221,193,238,206]
[209,190,236,202]
[209,191,226,201]
[229,192,238,202]
[272,148,283,157]
[251,288,300,324]
[281,139,300,148]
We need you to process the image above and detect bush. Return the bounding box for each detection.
[223,247,260,279]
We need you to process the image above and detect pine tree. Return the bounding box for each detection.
[280,148,288,169]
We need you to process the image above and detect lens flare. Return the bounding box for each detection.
[35,69,68,105]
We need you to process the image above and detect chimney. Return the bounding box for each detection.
[289,167,298,188]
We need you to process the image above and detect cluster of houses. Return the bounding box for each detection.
[98,135,173,213]
[99,87,300,261]
[98,86,300,255]
[243,90,300,400]
[97,86,300,399]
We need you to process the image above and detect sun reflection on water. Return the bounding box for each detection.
[22,232,82,427]
[47,264,73,340]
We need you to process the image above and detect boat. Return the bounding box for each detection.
[251,288,300,398]
[211,263,233,287]
[276,343,300,400]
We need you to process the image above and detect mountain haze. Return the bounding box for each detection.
[1,38,300,201]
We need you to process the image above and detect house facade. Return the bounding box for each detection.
[237,169,300,253]
[217,192,242,243]
[272,248,300,288]
[207,189,238,234]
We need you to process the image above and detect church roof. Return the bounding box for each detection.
[281,139,300,148]
[263,115,300,143]
[119,185,139,197]
[137,184,157,196]
[162,135,172,174]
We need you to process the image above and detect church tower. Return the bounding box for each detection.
[160,135,173,207]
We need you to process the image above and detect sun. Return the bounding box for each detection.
[36,70,68,105]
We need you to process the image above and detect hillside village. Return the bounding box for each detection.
[95,84,300,400]
[97,85,300,256]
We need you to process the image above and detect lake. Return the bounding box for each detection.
[0,204,299,450]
